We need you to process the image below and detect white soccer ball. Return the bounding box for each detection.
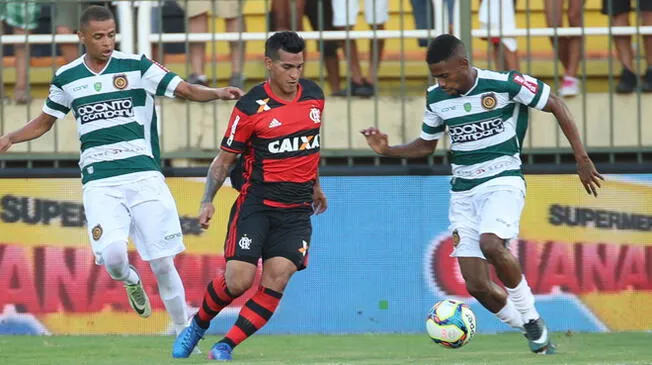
[426,299,477,349]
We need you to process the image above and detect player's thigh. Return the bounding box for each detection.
[224,200,270,265]
[449,193,483,259]
[478,188,525,240]
[264,207,313,271]
[364,0,388,25]
[215,0,244,19]
[332,0,359,27]
[82,186,131,264]
[129,177,185,261]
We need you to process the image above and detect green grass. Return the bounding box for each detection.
[1,333,652,365]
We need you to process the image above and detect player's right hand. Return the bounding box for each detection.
[0,135,12,153]
[198,202,215,229]
[360,127,389,155]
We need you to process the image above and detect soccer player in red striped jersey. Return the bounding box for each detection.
[172,31,328,361]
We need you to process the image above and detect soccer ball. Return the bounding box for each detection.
[426,299,477,349]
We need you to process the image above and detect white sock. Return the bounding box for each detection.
[124,268,140,285]
[150,257,188,330]
[506,275,540,323]
[495,298,525,329]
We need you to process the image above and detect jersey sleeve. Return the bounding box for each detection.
[42,76,70,119]
[220,105,256,154]
[508,71,551,110]
[420,96,445,141]
[140,55,182,98]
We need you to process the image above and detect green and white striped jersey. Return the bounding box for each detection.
[42,51,182,186]
[421,68,551,192]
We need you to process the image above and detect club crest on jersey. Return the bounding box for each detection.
[94,82,102,92]
[113,74,128,90]
[309,107,321,123]
[92,224,103,241]
[268,134,320,153]
[256,98,271,113]
[481,93,497,110]
[464,102,472,112]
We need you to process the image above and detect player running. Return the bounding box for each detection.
[172,31,327,361]
[0,6,243,335]
[362,34,603,354]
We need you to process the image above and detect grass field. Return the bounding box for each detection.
[1,332,651,365]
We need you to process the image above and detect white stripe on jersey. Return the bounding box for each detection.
[80,139,153,168]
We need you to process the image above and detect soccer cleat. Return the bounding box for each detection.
[208,342,233,361]
[172,319,206,358]
[523,318,556,354]
[124,265,151,318]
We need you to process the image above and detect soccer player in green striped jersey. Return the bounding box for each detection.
[0,6,243,337]
[362,34,603,354]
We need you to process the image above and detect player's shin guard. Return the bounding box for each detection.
[220,286,283,348]
[195,275,237,329]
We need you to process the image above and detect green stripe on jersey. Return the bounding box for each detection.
[104,58,141,75]
[450,137,519,166]
[156,73,176,96]
[46,98,70,114]
[422,123,445,134]
[81,155,160,184]
[451,169,523,191]
[529,80,546,107]
[54,63,93,88]
[71,89,147,110]
[80,122,145,151]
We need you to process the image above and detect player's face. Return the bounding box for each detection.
[266,49,304,95]
[78,19,116,62]
[429,56,469,96]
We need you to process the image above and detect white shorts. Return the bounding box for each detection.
[479,0,518,52]
[332,0,388,26]
[448,177,525,259]
[83,174,185,264]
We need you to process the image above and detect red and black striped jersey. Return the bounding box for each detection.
[221,79,324,207]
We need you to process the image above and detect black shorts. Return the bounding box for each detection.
[304,0,339,57]
[224,198,313,270]
[602,0,652,15]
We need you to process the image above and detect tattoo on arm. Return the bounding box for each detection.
[201,162,230,204]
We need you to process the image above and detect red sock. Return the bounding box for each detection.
[195,276,236,329]
[220,286,283,348]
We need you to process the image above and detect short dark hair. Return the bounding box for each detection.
[265,31,305,60]
[426,34,465,65]
[80,5,115,30]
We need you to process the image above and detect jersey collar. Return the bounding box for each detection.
[264,80,303,104]
[461,67,480,97]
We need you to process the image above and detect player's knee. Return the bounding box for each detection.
[465,279,491,300]
[225,277,255,297]
[149,256,175,278]
[102,242,129,280]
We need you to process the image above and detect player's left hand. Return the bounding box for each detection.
[216,87,245,100]
[312,187,328,215]
[576,155,604,197]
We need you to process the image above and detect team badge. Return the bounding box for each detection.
[94,82,102,92]
[464,102,472,112]
[309,107,321,123]
[92,224,103,241]
[113,74,128,90]
[452,229,460,247]
[481,93,497,110]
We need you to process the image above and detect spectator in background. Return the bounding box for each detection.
[479,0,519,71]
[603,1,652,93]
[332,0,389,96]
[411,0,455,48]
[271,0,306,31]
[184,0,246,89]
[1,1,40,104]
[545,0,583,97]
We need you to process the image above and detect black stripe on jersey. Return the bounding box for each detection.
[298,79,325,101]
[260,182,314,204]
[233,83,285,115]
[252,128,320,160]
[221,138,247,152]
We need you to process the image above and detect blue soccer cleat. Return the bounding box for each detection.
[208,342,233,361]
[172,319,206,358]
[524,318,556,354]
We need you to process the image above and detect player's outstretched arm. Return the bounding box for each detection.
[361,127,438,158]
[198,150,239,229]
[0,113,57,153]
[174,81,245,102]
[543,94,604,197]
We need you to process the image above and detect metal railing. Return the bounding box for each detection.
[0,0,651,168]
